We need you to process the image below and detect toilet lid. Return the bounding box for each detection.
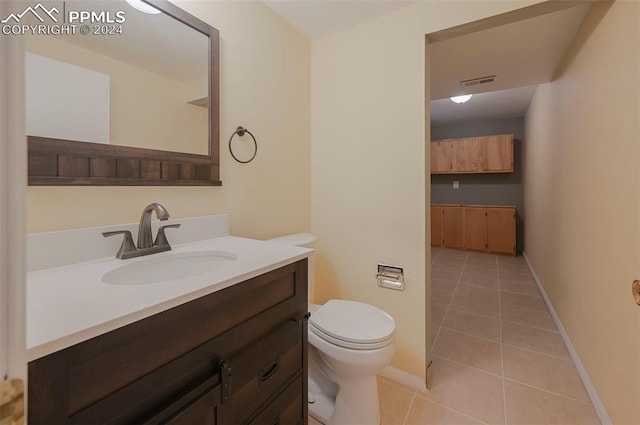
[309,300,395,345]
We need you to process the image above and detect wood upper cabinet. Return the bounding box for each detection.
[487,208,516,255]
[431,205,443,246]
[430,140,452,173]
[464,207,488,252]
[431,134,513,174]
[442,206,464,249]
[480,135,514,172]
[452,138,481,172]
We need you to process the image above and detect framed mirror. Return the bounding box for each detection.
[26,0,220,186]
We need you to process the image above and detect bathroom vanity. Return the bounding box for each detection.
[26,216,311,425]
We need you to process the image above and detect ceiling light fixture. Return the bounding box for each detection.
[450,94,473,104]
[125,0,161,14]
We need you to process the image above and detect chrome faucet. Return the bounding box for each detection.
[103,203,181,259]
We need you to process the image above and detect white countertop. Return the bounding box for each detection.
[27,236,312,361]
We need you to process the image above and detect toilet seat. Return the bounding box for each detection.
[310,325,394,350]
[310,300,395,350]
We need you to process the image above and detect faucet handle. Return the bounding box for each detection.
[154,224,181,248]
[103,230,137,259]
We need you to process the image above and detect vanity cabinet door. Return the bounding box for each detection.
[145,379,223,425]
[248,375,304,425]
[161,390,220,425]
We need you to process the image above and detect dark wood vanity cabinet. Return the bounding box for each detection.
[28,260,308,425]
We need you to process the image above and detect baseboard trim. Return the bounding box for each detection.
[522,252,611,425]
[379,365,427,392]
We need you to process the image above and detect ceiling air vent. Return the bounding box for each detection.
[460,75,496,88]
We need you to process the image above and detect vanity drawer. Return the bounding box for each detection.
[229,319,304,424]
[248,375,304,425]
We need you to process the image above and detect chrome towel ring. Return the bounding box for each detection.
[228,126,257,164]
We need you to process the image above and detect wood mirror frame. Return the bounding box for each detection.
[27,0,220,186]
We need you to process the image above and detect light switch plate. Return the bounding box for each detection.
[453,181,459,189]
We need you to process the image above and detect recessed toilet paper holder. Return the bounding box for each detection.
[377,264,404,291]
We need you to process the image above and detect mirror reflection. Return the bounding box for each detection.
[24,0,209,155]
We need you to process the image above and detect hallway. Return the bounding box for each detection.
[425,248,600,424]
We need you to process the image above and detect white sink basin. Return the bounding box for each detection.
[102,250,237,285]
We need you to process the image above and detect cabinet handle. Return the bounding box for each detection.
[290,312,311,323]
[220,360,232,404]
[260,361,279,382]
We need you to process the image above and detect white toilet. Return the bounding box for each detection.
[268,234,396,425]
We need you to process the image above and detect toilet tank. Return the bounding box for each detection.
[267,233,316,302]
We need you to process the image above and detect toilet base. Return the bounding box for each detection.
[329,375,380,425]
[308,383,334,424]
[308,345,382,425]
[308,348,336,424]
[308,376,381,425]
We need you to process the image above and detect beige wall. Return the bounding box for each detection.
[311,1,539,378]
[524,2,639,423]
[27,0,311,240]
[25,35,208,154]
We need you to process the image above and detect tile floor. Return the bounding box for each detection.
[310,248,601,425]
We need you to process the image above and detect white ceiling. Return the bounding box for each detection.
[430,3,591,126]
[263,0,417,40]
[431,86,537,126]
[261,0,591,127]
[429,4,591,101]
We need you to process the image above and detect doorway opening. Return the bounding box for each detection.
[424,3,597,422]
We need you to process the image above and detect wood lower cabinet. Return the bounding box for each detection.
[442,207,464,249]
[430,205,443,246]
[487,208,516,255]
[28,260,309,425]
[432,204,516,255]
[463,207,488,252]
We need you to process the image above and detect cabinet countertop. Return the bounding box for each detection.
[430,203,517,209]
[27,236,312,361]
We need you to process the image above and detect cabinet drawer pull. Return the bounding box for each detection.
[290,312,311,323]
[220,360,232,404]
[260,361,279,381]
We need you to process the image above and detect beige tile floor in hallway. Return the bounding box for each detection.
[310,248,601,425]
